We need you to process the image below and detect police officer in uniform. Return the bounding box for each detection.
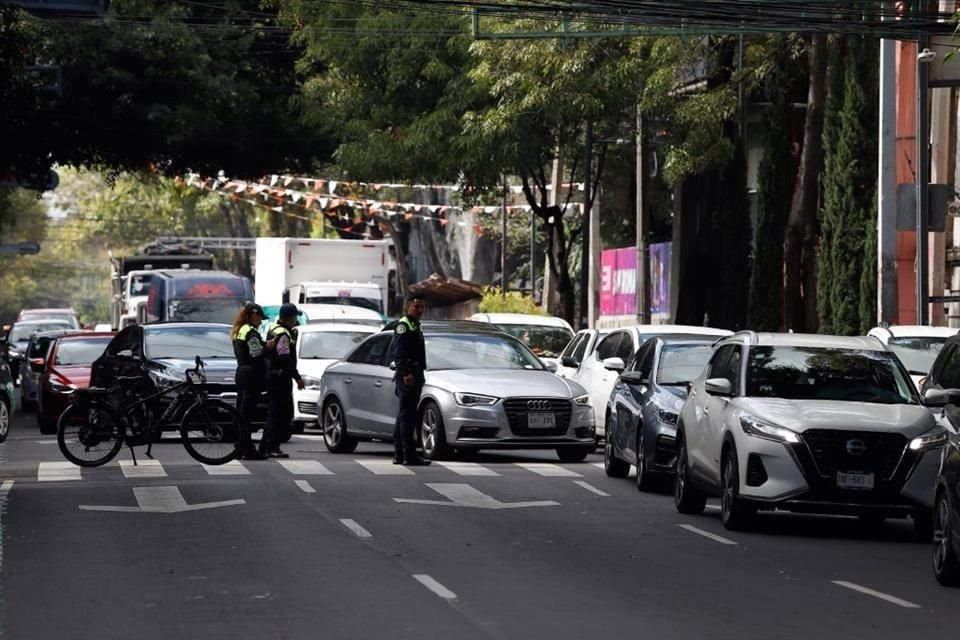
[260,302,305,459]
[230,303,270,460]
[390,295,430,466]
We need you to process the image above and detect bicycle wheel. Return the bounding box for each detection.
[180,399,244,465]
[57,400,124,467]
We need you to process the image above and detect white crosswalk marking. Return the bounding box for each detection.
[591,462,605,470]
[276,460,333,475]
[38,462,81,482]
[356,458,415,475]
[202,460,250,476]
[120,460,167,479]
[435,461,500,477]
[294,480,316,493]
[515,462,583,478]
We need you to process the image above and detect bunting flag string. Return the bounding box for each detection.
[260,174,586,196]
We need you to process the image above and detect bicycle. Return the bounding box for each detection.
[56,356,247,467]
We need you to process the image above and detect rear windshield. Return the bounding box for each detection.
[10,322,73,342]
[496,325,574,359]
[54,338,111,366]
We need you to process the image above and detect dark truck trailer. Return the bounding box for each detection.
[138,270,254,325]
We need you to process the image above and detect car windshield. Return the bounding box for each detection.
[303,296,383,314]
[10,322,72,342]
[495,325,574,358]
[145,326,235,360]
[426,334,545,370]
[54,338,111,366]
[28,335,61,358]
[746,346,916,404]
[886,336,947,375]
[657,344,714,385]
[300,331,372,359]
[167,298,244,324]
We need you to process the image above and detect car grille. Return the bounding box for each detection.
[800,429,908,480]
[503,398,572,436]
[298,401,318,416]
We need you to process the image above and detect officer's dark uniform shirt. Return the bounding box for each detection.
[266,324,302,382]
[392,315,426,383]
[233,324,266,369]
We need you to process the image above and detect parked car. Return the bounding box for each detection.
[319,322,595,461]
[294,323,380,430]
[3,319,75,386]
[933,425,960,586]
[556,328,611,378]
[561,324,733,439]
[19,329,72,411]
[868,325,955,390]
[0,360,14,442]
[17,308,80,330]
[90,322,266,433]
[604,337,717,490]
[675,332,946,535]
[36,332,113,433]
[468,313,575,368]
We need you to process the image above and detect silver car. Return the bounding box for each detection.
[319,322,596,462]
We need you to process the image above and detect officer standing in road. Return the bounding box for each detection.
[260,302,305,459]
[390,295,430,466]
[230,303,270,460]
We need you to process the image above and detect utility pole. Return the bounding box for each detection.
[635,105,648,324]
[878,4,898,325]
[917,32,931,325]
[530,211,536,301]
[501,174,508,296]
[581,121,593,330]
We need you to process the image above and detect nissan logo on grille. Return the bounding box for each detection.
[845,439,867,456]
[527,400,552,411]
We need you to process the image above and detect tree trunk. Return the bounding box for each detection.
[784,33,828,333]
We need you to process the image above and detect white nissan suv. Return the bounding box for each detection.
[674,332,947,535]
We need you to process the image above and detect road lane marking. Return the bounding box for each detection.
[395,483,559,509]
[340,519,372,538]
[38,462,80,482]
[0,481,12,493]
[202,460,250,476]
[515,463,583,477]
[574,480,610,496]
[435,461,500,476]
[591,463,605,469]
[413,574,457,600]
[677,524,738,545]
[276,460,333,475]
[356,459,415,475]
[831,581,921,609]
[705,504,721,510]
[294,480,316,494]
[80,486,245,513]
[120,460,167,479]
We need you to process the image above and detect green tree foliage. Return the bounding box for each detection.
[477,287,546,315]
[817,37,878,335]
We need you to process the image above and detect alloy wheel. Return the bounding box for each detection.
[421,407,438,457]
[934,497,952,575]
[722,459,735,520]
[324,403,342,448]
[675,444,686,502]
[0,400,8,440]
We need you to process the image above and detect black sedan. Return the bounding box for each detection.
[90,322,266,432]
[934,412,960,586]
[603,337,716,490]
[0,360,13,443]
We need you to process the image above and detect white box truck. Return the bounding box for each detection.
[254,237,391,315]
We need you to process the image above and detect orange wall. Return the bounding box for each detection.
[896,40,918,324]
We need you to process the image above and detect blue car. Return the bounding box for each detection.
[603,336,717,491]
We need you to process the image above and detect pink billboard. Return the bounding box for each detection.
[599,247,637,316]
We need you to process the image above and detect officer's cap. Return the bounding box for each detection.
[278,302,303,319]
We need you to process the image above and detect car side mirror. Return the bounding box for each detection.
[541,359,558,373]
[923,388,957,407]
[561,356,580,369]
[705,378,733,396]
[620,371,648,386]
[603,357,625,372]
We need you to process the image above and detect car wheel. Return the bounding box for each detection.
[721,447,755,531]
[674,436,706,514]
[933,491,960,586]
[914,507,935,542]
[635,428,656,492]
[0,395,9,443]
[420,402,451,461]
[322,398,357,454]
[603,416,629,478]
[557,447,591,463]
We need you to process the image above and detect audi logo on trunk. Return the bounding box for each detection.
[527,400,552,411]
[845,439,867,456]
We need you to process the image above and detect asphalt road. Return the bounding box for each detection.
[0,407,956,640]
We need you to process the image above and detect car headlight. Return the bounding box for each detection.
[301,375,322,390]
[574,394,591,407]
[740,415,800,444]
[454,392,499,407]
[149,370,181,388]
[50,381,78,394]
[909,427,949,451]
[657,408,679,425]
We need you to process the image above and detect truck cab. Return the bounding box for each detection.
[285,281,384,316]
[137,270,254,325]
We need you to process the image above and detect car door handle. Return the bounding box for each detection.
[344,378,353,384]
[374,381,383,388]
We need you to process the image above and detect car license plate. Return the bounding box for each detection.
[527,412,556,428]
[837,471,874,490]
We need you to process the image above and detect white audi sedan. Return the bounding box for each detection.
[318,322,596,462]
